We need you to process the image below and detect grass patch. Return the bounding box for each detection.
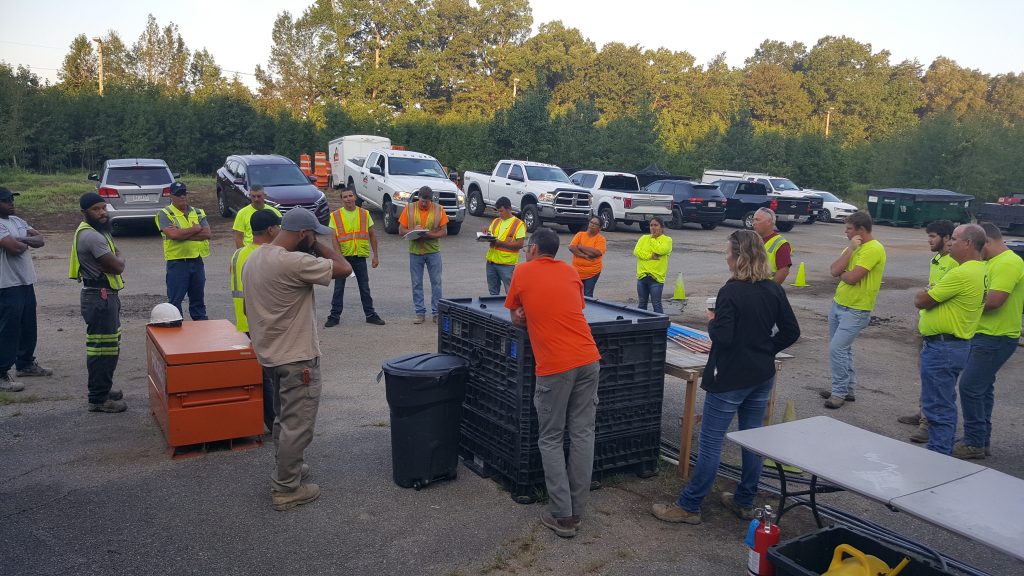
[0,392,44,405]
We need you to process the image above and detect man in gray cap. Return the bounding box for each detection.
[70,192,127,413]
[0,186,50,392]
[242,208,352,511]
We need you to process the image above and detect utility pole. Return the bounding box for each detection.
[91,37,104,96]
[513,77,520,100]
[825,106,834,138]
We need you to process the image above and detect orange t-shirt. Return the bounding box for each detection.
[505,256,601,376]
[569,231,606,280]
[397,203,450,229]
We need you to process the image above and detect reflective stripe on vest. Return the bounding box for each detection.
[486,217,523,266]
[69,222,125,290]
[406,203,442,255]
[764,234,790,274]
[488,217,523,254]
[157,205,211,260]
[331,207,370,256]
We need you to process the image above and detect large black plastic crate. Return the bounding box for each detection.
[768,526,952,576]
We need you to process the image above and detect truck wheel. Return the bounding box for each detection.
[567,223,586,233]
[599,206,615,232]
[522,204,541,232]
[383,199,400,234]
[638,220,651,233]
[701,222,718,230]
[468,191,485,216]
[743,211,755,230]
[820,209,832,223]
[446,221,462,236]
[217,188,231,218]
[777,221,795,232]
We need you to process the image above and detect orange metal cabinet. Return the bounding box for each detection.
[147,320,263,455]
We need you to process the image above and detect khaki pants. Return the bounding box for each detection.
[267,357,321,492]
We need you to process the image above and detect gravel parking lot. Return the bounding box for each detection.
[2,188,1022,575]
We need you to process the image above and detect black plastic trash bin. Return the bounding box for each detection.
[382,353,468,489]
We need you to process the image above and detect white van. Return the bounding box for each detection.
[328,135,391,189]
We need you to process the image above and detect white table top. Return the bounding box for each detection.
[726,416,985,502]
[890,468,1024,561]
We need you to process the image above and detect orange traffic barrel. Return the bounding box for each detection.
[391,145,405,151]
[313,152,328,189]
[299,154,312,176]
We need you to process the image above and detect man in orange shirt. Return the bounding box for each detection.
[398,186,449,324]
[567,216,606,297]
[506,227,601,539]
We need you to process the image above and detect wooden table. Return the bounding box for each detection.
[664,346,780,479]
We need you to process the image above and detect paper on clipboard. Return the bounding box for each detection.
[403,229,428,240]
[476,232,497,242]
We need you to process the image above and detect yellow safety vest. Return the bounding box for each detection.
[405,203,443,255]
[331,207,370,257]
[764,234,791,274]
[486,216,524,266]
[69,222,125,290]
[156,205,211,260]
[229,243,258,333]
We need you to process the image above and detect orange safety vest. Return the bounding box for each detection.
[405,203,443,255]
[486,217,524,265]
[330,207,370,257]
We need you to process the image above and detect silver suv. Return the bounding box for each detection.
[88,159,179,230]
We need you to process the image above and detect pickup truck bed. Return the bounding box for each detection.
[714,180,810,231]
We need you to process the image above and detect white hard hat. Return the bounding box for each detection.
[149,303,183,326]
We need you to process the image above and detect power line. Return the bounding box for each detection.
[0,39,65,51]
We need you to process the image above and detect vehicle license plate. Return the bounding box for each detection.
[126,194,149,203]
[707,202,716,208]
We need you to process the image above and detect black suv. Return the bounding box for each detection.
[644,179,727,230]
[215,155,330,224]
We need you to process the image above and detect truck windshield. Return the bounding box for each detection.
[770,178,801,191]
[390,157,447,178]
[524,166,570,183]
[249,164,311,187]
[815,192,841,202]
[600,175,640,192]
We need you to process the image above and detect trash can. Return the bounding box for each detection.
[382,353,468,489]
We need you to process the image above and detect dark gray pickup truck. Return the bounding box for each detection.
[712,180,811,232]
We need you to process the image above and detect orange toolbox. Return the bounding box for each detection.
[147,320,264,457]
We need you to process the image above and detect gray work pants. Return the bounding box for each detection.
[533,361,601,519]
[266,357,321,493]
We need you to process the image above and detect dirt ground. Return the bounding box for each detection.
[2,184,1022,575]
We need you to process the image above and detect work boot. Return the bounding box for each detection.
[720,492,756,520]
[324,316,340,328]
[952,444,986,460]
[413,315,425,325]
[88,398,128,413]
[823,395,846,409]
[651,502,702,525]
[108,390,124,401]
[818,388,854,402]
[539,510,576,538]
[570,515,582,529]
[366,315,385,326]
[272,483,321,511]
[897,410,922,425]
[909,420,929,443]
[0,373,25,392]
[16,362,52,377]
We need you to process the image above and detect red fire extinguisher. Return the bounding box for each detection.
[746,505,780,576]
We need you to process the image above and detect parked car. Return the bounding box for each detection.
[702,170,824,223]
[712,180,810,232]
[811,191,858,223]
[215,154,330,224]
[644,179,727,230]
[463,160,590,232]
[88,158,178,231]
[569,170,673,232]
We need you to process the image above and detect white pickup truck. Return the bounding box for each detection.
[702,169,825,223]
[346,148,466,235]
[568,170,674,232]
[462,160,592,232]
[328,134,391,190]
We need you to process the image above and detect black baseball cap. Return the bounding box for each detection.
[169,182,188,196]
[0,187,20,202]
[250,209,282,233]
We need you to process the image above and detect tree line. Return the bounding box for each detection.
[2,1,1023,200]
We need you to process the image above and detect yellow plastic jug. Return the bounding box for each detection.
[821,544,909,576]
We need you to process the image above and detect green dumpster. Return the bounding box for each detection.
[866,188,974,227]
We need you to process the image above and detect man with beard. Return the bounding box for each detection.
[69,193,127,413]
[243,208,351,510]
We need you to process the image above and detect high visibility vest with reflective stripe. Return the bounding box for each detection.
[156,205,210,260]
[405,203,442,255]
[69,222,125,290]
[229,243,258,333]
[764,234,791,273]
[331,207,370,257]
[486,217,524,266]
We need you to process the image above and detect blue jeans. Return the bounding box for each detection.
[677,377,774,512]
[410,252,442,316]
[330,256,377,319]
[828,301,871,396]
[958,334,1018,448]
[581,273,600,298]
[166,259,207,320]
[0,284,38,375]
[920,338,970,455]
[637,276,664,313]
[486,261,515,296]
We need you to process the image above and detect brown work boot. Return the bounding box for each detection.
[651,502,702,525]
[540,510,576,538]
[570,515,582,529]
[897,411,922,425]
[952,444,986,460]
[720,492,756,520]
[301,463,311,480]
[413,315,425,325]
[88,398,127,413]
[823,395,846,409]
[909,420,929,443]
[818,388,854,402]
[272,483,321,511]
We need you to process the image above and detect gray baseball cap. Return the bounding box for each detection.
[281,207,332,235]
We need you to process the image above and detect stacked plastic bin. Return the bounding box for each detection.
[438,297,668,503]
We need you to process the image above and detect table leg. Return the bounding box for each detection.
[679,374,698,479]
